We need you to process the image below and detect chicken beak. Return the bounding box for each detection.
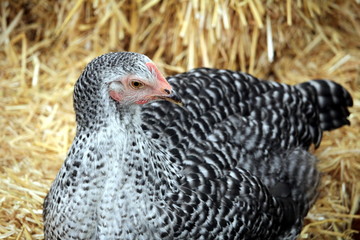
[145,62,183,106]
[158,90,183,106]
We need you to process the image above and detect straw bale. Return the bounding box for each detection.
[0,0,359,239]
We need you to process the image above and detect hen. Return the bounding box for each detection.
[43,52,353,240]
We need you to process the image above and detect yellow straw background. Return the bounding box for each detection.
[0,1,359,239]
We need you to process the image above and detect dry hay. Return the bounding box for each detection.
[0,0,359,239]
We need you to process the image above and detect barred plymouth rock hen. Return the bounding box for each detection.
[43,52,353,240]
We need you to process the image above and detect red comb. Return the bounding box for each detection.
[146,62,167,84]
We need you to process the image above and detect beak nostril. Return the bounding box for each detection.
[164,89,171,94]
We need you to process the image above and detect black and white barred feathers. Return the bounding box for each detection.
[43,52,353,240]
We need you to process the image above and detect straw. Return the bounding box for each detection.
[0,0,359,239]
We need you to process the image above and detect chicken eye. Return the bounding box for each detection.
[130,80,145,89]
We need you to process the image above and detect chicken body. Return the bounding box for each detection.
[43,52,353,240]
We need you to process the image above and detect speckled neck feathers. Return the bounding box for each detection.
[44,105,181,239]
